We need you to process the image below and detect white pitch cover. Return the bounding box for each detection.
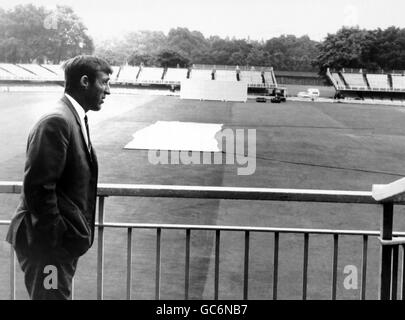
[124,121,223,152]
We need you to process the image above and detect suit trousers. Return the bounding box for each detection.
[15,244,78,300]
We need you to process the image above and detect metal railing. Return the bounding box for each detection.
[0,181,404,300]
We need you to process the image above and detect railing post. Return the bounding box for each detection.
[379,203,394,300]
[185,229,191,300]
[97,196,105,300]
[155,228,162,300]
[127,228,133,300]
[9,246,15,300]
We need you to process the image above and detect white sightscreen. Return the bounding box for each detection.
[180,79,247,102]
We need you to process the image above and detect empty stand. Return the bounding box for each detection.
[163,68,188,83]
[263,71,275,85]
[110,66,120,81]
[331,73,345,88]
[41,64,64,79]
[190,69,212,81]
[137,67,164,83]
[18,64,59,79]
[116,66,139,83]
[391,75,405,90]
[366,74,390,90]
[0,66,14,79]
[342,73,368,89]
[215,70,237,81]
[0,63,37,79]
[240,70,263,85]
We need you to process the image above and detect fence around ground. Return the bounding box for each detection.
[0,180,404,300]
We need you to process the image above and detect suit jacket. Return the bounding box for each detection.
[6,95,98,258]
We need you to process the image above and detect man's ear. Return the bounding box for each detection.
[79,75,89,89]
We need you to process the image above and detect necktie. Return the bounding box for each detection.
[84,115,92,153]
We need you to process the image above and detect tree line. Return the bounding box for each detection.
[95,28,319,72]
[2,4,405,74]
[316,26,405,73]
[0,4,93,63]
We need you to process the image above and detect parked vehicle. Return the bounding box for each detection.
[297,88,320,99]
[256,96,267,103]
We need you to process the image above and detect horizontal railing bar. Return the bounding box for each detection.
[2,219,405,236]
[0,181,386,204]
[91,223,398,236]
[98,184,377,204]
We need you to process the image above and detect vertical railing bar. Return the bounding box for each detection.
[214,230,220,300]
[331,234,339,300]
[185,229,191,300]
[361,235,368,300]
[380,203,393,300]
[402,245,405,300]
[302,233,309,300]
[273,232,279,300]
[9,246,15,300]
[97,196,105,300]
[71,278,75,300]
[392,245,399,300]
[243,231,250,300]
[126,228,133,300]
[155,228,162,300]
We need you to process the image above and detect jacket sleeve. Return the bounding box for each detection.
[23,114,70,248]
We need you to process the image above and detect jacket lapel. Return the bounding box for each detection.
[60,96,95,165]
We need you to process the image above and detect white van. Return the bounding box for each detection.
[297,88,320,99]
[307,88,320,97]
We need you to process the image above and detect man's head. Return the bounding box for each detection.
[63,55,113,112]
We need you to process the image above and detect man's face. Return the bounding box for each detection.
[85,71,111,111]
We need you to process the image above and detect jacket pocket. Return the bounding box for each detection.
[57,192,92,257]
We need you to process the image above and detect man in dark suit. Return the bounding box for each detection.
[6,55,112,299]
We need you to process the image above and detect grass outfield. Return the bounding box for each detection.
[1,90,405,300]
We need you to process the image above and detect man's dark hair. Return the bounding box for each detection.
[63,55,113,93]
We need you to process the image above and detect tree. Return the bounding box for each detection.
[0,4,50,62]
[265,35,319,71]
[167,27,209,61]
[0,4,94,63]
[127,51,156,66]
[155,49,189,68]
[368,27,405,71]
[45,5,94,63]
[315,27,375,73]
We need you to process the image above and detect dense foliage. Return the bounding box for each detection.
[316,26,405,73]
[0,4,93,63]
[95,28,319,71]
[2,4,405,74]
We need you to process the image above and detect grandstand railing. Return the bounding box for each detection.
[193,64,273,72]
[1,180,404,300]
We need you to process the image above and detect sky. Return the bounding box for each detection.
[0,0,404,42]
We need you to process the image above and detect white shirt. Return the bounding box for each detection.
[65,93,90,150]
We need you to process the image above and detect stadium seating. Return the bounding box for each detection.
[18,64,59,79]
[0,66,14,79]
[239,70,263,85]
[163,68,188,83]
[136,67,164,83]
[215,70,237,81]
[331,72,345,88]
[189,69,213,80]
[391,75,405,90]
[0,63,38,79]
[110,66,120,82]
[116,66,139,83]
[341,73,368,89]
[263,71,275,85]
[41,64,64,79]
[366,74,390,90]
